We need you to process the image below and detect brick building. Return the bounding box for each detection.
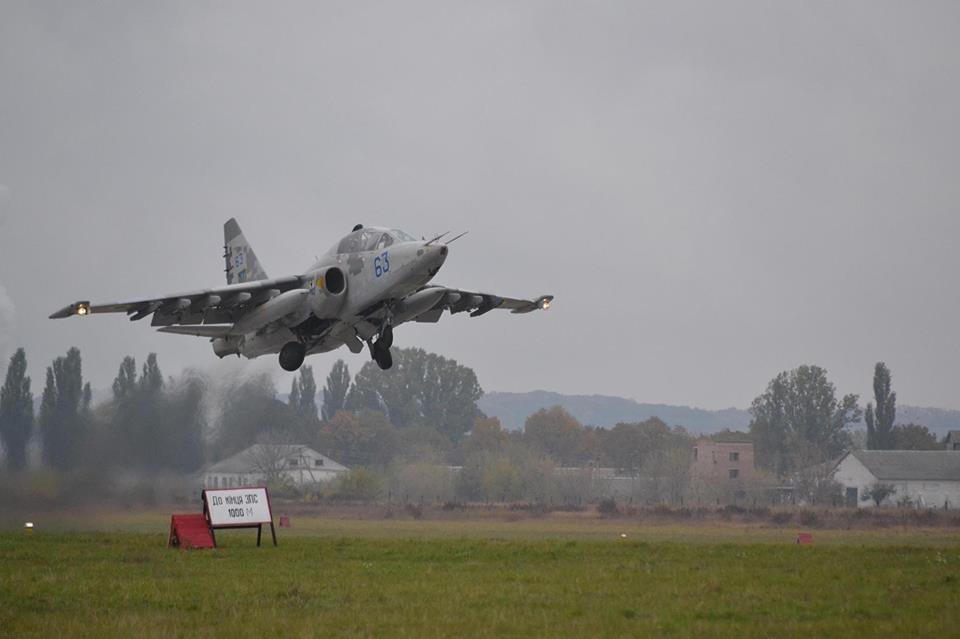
[691,438,756,482]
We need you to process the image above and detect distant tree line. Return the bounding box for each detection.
[0,345,951,505]
[0,347,208,475]
[0,347,486,476]
[0,346,693,498]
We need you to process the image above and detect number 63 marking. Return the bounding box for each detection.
[374,251,390,278]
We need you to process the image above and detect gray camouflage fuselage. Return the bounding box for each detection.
[226,229,448,359]
[50,220,552,371]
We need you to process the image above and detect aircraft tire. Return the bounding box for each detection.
[373,342,393,370]
[279,341,306,371]
[380,324,394,349]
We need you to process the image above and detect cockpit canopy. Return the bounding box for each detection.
[334,228,417,255]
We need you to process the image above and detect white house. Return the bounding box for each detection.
[833,450,960,508]
[946,431,960,452]
[201,444,347,489]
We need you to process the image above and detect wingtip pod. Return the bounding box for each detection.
[510,295,554,314]
[49,301,91,319]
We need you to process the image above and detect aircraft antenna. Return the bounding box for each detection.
[445,231,469,245]
[424,231,450,246]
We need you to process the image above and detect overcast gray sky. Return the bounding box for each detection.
[1,1,958,410]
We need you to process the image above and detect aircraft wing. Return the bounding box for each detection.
[49,276,304,327]
[412,286,553,322]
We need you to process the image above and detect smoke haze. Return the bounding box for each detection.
[0,284,15,366]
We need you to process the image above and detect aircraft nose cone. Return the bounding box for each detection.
[426,244,447,275]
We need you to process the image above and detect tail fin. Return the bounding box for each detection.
[223,218,268,284]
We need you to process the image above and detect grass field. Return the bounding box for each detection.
[2,511,959,637]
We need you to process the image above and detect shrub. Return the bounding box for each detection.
[861,482,896,507]
[769,511,793,526]
[333,467,383,501]
[747,506,771,520]
[598,498,619,517]
[907,509,937,526]
[651,504,675,517]
[126,480,157,507]
[7,470,62,503]
[389,463,455,504]
[266,476,301,500]
[797,510,821,527]
[895,495,915,509]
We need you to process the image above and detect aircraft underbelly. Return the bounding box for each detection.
[239,328,294,359]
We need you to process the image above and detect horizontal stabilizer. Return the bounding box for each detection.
[157,325,233,338]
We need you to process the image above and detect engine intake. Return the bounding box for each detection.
[310,266,348,318]
[323,266,345,295]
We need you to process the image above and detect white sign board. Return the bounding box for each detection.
[204,487,272,526]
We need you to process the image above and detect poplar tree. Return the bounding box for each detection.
[112,356,137,403]
[38,347,85,470]
[289,366,318,419]
[0,348,34,470]
[288,376,301,412]
[865,362,896,450]
[134,353,165,469]
[139,353,163,394]
[321,360,351,421]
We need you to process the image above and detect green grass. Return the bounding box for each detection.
[5,506,960,545]
[2,519,959,637]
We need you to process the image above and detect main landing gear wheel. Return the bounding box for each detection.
[379,324,394,349]
[371,340,393,370]
[279,342,306,371]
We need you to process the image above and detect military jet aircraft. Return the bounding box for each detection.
[51,219,553,371]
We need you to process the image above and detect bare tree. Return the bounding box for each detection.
[245,440,289,485]
[862,482,896,507]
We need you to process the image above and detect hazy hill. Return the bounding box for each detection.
[478,390,960,438]
[71,386,960,439]
[477,391,750,434]
[893,406,960,437]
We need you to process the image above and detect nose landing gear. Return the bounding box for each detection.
[370,324,394,370]
[279,341,306,371]
[371,341,392,370]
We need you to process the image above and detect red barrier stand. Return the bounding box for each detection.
[168,514,215,549]
[796,532,813,544]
